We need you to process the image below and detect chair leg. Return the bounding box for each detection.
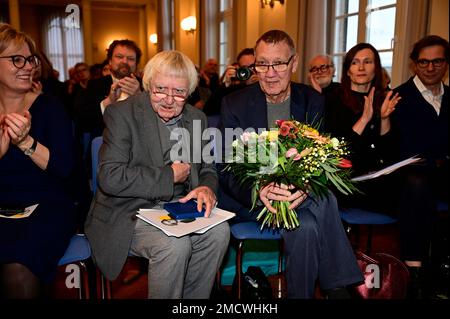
[99,269,112,299]
[79,261,90,299]
[236,240,244,300]
[276,239,284,298]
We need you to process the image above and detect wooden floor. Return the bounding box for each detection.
[50,223,402,299]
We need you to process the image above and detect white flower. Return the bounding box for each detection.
[331,137,340,149]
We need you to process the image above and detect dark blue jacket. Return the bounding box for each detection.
[218,82,325,208]
[392,77,449,169]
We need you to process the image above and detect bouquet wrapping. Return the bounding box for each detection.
[224,120,358,230]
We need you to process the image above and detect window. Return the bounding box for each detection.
[219,0,233,75]
[42,10,84,81]
[330,0,397,81]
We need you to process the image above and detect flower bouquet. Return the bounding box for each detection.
[224,120,357,230]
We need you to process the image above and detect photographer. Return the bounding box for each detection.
[203,48,257,116]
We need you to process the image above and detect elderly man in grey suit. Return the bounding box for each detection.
[85,50,230,299]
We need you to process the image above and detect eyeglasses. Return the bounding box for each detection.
[0,55,40,69]
[309,64,333,74]
[416,58,447,68]
[152,87,188,102]
[253,55,295,73]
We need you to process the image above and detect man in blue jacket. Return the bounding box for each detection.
[218,29,363,299]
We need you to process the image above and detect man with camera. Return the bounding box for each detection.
[203,48,258,116]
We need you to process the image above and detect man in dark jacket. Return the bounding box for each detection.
[75,39,142,138]
[391,35,449,298]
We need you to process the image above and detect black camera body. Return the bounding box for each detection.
[235,66,252,81]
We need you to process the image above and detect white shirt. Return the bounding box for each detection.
[413,75,444,115]
[100,75,130,114]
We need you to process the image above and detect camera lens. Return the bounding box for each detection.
[236,67,252,81]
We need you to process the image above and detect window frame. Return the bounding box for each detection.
[329,0,398,82]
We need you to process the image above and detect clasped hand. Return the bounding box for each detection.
[259,182,307,214]
[108,74,141,102]
[0,111,32,158]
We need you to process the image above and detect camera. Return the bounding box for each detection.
[235,66,252,81]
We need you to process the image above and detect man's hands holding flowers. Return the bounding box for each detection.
[260,182,307,213]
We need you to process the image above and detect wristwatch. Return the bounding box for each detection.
[24,138,37,156]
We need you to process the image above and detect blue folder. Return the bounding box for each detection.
[163,199,205,219]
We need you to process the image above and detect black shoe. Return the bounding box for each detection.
[326,287,351,299]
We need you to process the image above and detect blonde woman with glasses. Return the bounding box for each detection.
[0,24,78,298]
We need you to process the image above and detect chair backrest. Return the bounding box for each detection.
[339,208,398,225]
[91,136,103,194]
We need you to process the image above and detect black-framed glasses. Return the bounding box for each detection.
[0,55,40,69]
[416,58,447,68]
[253,55,295,73]
[152,87,188,102]
[309,64,334,74]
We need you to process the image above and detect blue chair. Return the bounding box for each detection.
[339,208,398,255]
[58,234,92,299]
[230,221,284,299]
[90,136,147,299]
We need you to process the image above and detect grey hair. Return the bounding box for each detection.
[308,54,335,68]
[142,50,198,94]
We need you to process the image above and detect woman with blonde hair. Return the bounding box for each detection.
[0,24,77,298]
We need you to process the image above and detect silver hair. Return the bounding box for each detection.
[142,50,198,94]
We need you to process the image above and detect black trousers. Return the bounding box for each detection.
[219,190,363,298]
[282,193,363,298]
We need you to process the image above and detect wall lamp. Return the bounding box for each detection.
[260,0,284,8]
[149,33,158,45]
[180,16,197,34]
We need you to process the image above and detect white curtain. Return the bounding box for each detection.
[41,7,84,81]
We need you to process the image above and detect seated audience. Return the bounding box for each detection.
[0,24,77,298]
[85,50,230,299]
[323,42,443,299]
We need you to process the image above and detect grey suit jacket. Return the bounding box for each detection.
[84,91,218,280]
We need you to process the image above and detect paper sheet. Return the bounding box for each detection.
[136,207,235,237]
[351,156,423,182]
[0,204,39,219]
